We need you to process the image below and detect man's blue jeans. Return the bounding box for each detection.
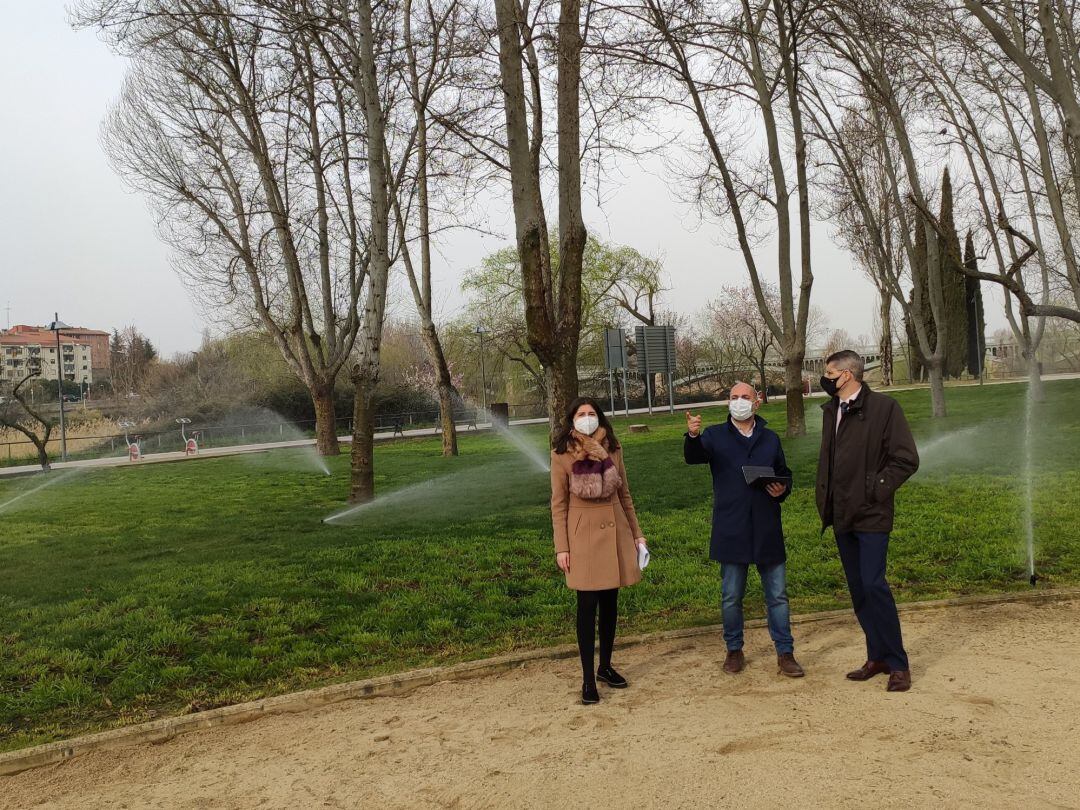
[721,561,794,654]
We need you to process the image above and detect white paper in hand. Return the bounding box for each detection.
[637,543,651,570]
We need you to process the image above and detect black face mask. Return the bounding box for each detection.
[820,371,845,398]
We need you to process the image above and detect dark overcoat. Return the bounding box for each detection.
[684,416,791,566]
[815,385,920,534]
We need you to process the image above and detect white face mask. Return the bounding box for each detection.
[574,415,599,435]
[729,398,755,422]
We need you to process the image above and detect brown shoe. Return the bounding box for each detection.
[886,670,912,692]
[846,660,891,681]
[777,653,805,678]
[723,650,745,674]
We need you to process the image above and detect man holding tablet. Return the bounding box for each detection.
[684,381,804,678]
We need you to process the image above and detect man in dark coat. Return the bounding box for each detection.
[685,381,804,678]
[816,350,920,692]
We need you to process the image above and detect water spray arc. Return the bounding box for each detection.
[0,470,80,514]
[324,401,548,524]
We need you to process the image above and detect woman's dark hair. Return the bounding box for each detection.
[552,396,620,454]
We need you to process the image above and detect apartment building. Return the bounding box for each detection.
[4,324,110,378]
[0,326,99,385]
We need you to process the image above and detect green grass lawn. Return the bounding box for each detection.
[2,380,1079,751]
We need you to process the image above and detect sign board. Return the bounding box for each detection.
[604,328,628,370]
[634,325,676,375]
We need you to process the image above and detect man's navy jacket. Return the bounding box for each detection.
[683,415,792,566]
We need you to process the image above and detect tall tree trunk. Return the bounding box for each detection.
[551,0,585,430]
[34,437,51,471]
[879,289,893,386]
[783,346,806,434]
[758,360,769,403]
[311,382,340,456]
[421,322,459,457]
[1025,343,1045,403]
[437,381,458,456]
[546,360,578,434]
[349,376,377,503]
[492,0,584,439]
[345,0,392,502]
[927,360,947,418]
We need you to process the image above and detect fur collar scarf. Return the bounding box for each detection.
[567,427,621,499]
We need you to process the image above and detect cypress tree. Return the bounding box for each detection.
[938,168,969,379]
[963,232,985,377]
[907,212,933,381]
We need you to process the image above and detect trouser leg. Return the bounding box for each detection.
[597,588,619,669]
[758,561,794,655]
[855,532,909,672]
[721,563,749,651]
[576,590,599,683]
[835,531,885,662]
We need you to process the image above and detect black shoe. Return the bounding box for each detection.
[596,665,628,688]
[581,681,600,704]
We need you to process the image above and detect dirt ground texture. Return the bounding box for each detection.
[5,598,1078,809]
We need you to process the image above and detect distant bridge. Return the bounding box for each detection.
[672,349,884,388]
[582,337,1024,390]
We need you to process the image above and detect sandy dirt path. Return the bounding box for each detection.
[5,598,1079,809]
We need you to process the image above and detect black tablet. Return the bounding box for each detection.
[741,465,792,488]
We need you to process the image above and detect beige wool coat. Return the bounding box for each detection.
[550,447,643,591]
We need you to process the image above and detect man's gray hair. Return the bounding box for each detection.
[825,349,864,381]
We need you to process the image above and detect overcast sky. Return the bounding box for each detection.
[1,3,1011,357]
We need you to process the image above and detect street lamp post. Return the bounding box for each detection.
[474,325,491,413]
[47,313,71,463]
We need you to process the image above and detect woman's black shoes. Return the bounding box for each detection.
[581,681,601,704]
[581,667,628,703]
[596,666,628,688]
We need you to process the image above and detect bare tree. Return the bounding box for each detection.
[79,1,373,457]
[917,27,1052,397]
[489,0,589,434]
[707,285,780,401]
[603,0,816,435]
[954,0,1080,322]
[812,1,956,415]
[0,373,55,470]
[380,0,490,457]
[814,102,904,386]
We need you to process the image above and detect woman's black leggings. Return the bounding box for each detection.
[576,588,619,683]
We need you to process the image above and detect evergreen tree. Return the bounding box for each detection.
[906,211,933,381]
[938,168,969,379]
[964,232,986,377]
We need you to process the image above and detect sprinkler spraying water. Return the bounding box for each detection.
[468,401,550,472]
[0,470,81,514]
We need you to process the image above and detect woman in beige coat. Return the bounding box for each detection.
[550,396,647,705]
